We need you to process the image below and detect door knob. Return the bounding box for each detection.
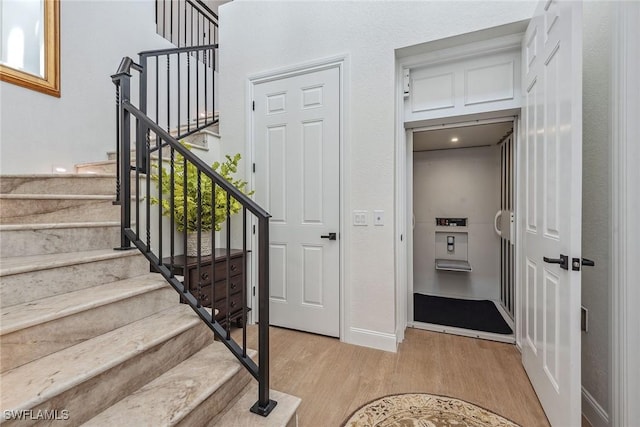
[543,254,569,270]
[572,257,595,271]
[320,232,337,240]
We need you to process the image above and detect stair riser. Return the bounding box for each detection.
[0,199,119,224]
[0,225,121,257]
[75,163,117,175]
[178,369,252,427]
[76,158,166,175]
[0,254,149,308]
[0,177,115,195]
[2,322,212,427]
[1,287,176,373]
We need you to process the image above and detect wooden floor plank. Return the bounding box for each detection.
[234,326,549,426]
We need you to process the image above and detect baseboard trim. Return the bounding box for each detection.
[348,327,398,353]
[582,386,609,427]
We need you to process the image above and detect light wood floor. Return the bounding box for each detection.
[235,326,550,427]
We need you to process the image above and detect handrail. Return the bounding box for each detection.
[193,0,218,22]
[112,45,276,417]
[139,43,218,58]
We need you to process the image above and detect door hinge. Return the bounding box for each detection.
[253,286,256,296]
[252,101,255,111]
[253,163,256,173]
[581,306,588,332]
[403,68,410,98]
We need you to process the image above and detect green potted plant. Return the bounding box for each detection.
[150,147,252,256]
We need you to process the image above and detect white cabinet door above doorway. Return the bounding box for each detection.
[252,65,340,337]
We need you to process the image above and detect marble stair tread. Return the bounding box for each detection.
[82,345,257,427]
[0,193,114,200]
[0,248,141,277]
[0,222,121,257]
[0,195,119,224]
[0,249,149,308]
[0,304,207,412]
[0,174,115,195]
[0,273,168,335]
[212,383,301,427]
[0,221,120,231]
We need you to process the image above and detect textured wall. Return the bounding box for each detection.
[581,2,612,424]
[218,0,535,347]
[413,146,501,300]
[0,0,174,174]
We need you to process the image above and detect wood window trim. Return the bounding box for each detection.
[0,0,60,97]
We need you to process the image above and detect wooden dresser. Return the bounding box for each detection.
[164,249,248,326]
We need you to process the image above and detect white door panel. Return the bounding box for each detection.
[254,67,340,337]
[521,1,582,425]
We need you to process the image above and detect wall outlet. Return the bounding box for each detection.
[353,210,368,226]
[373,210,384,226]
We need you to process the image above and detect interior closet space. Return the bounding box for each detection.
[411,120,515,342]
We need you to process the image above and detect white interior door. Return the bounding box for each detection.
[520,1,582,425]
[253,66,340,337]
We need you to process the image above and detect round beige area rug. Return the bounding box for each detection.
[342,393,520,427]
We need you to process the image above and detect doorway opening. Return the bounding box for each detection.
[408,118,517,343]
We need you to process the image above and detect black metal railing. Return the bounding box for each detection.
[140,43,218,146]
[156,0,218,54]
[112,53,277,417]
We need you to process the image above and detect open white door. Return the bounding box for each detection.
[520,1,582,426]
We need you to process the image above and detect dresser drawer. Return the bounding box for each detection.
[214,292,244,319]
[212,275,243,302]
[187,257,243,286]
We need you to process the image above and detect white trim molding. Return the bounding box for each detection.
[582,386,610,427]
[349,327,398,353]
[610,2,640,426]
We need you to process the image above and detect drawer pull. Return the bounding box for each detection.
[201,272,209,281]
[230,264,238,272]
[230,301,237,309]
[230,282,237,290]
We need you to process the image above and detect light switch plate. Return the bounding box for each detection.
[373,210,384,226]
[353,210,368,226]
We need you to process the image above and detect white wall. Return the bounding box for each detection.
[581,2,613,426]
[582,2,613,427]
[0,0,174,174]
[219,0,535,349]
[413,146,501,301]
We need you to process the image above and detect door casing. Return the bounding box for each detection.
[395,29,529,346]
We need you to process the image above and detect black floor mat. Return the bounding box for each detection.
[414,293,513,335]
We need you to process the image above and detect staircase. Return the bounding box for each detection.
[0,172,300,425]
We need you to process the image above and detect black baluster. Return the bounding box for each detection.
[155,56,159,125]
[204,48,208,124]
[158,136,163,262]
[242,207,247,358]
[145,130,152,252]
[187,50,191,133]
[196,169,202,308]
[182,155,188,294]
[177,52,181,137]
[167,54,170,133]
[225,191,231,341]
[170,146,175,273]
[210,183,216,324]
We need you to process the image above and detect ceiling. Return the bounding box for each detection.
[413,121,513,152]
